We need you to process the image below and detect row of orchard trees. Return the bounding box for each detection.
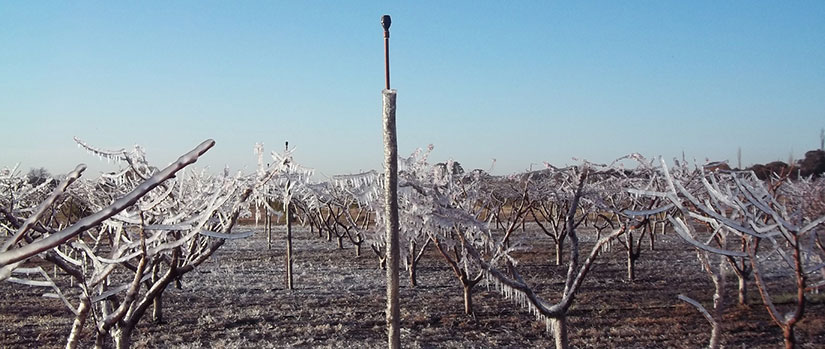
[277,147,825,349]
[280,148,679,348]
[3,139,825,348]
[0,139,299,348]
[627,158,825,349]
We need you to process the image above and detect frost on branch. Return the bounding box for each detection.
[627,156,825,348]
[1,138,294,348]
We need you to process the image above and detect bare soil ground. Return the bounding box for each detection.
[2,225,824,348]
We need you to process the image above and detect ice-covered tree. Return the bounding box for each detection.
[1,138,290,349]
[630,158,825,349]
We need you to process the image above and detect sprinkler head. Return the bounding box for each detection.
[381,15,391,31]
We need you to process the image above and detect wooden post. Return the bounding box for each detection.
[382,13,400,349]
[383,89,400,348]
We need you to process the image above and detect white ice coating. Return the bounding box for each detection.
[3,138,824,346]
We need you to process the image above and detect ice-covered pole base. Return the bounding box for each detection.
[383,88,400,349]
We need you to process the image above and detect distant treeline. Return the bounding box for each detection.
[707,149,825,180]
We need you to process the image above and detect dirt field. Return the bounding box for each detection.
[2,225,824,348]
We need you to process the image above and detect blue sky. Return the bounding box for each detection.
[1,1,824,177]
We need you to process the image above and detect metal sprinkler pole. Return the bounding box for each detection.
[380,14,401,349]
[383,15,391,90]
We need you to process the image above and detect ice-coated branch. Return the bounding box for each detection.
[463,224,624,322]
[7,266,77,314]
[669,217,748,257]
[0,140,215,276]
[1,164,86,252]
[677,294,716,328]
[198,230,254,239]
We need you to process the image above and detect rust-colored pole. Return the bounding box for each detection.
[382,15,391,90]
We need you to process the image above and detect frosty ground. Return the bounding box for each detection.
[2,225,823,348]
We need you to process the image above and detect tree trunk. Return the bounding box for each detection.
[783,326,795,349]
[408,241,419,287]
[627,252,635,280]
[710,260,725,349]
[555,239,563,266]
[463,284,473,315]
[409,262,417,287]
[708,321,721,349]
[152,293,162,323]
[738,275,747,306]
[626,232,635,281]
[66,298,90,349]
[114,326,133,349]
[266,213,272,250]
[285,201,293,290]
[152,262,163,323]
[551,317,569,349]
[94,330,106,349]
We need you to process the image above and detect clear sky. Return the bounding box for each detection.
[2,1,824,177]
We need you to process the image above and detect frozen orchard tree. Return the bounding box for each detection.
[1,138,286,349]
[630,157,825,349]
